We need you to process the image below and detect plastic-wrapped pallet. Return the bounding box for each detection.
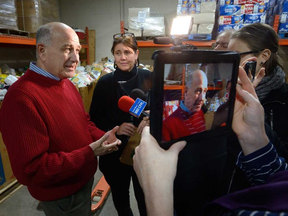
[41,0,60,24]
[128,8,165,37]
[16,0,42,33]
[0,0,18,30]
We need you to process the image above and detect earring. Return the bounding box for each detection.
[114,62,117,68]
[260,61,264,66]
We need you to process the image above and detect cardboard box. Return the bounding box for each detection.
[41,0,59,24]
[233,0,246,5]
[16,0,42,18]
[17,17,42,33]
[201,2,216,13]
[190,13,215,23]
[244,4,254,14]
[0,0,18,30]
[198,24,214,33]
[279,23,288,32]
[219,15,232,24]
[244,13,266,23]
[0,100,16,192]
[220,5,243,15]
[232,14,244,23]
[218,23,244,32]
[189,2,201,14]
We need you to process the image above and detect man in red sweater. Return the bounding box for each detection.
[0,22,121,216]
[162,69,208,141]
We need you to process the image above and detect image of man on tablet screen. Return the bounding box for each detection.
[162,69,208,141]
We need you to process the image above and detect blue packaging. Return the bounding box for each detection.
[279,23,288,32]
[220,0,234,5]
[189,2,201,13]
[218,24,244,32]
[244,13,266,24]
[283,0,288,12]
[220,5,242,15]
[280,12,288,23]
[232,14,244,23]
[254,2,266,13]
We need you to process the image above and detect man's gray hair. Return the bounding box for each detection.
[35,24,53,58]
[185,69,207,89]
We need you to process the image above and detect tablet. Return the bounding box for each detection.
[150,50,240,146]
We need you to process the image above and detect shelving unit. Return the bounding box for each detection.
[137,39,288,47]
[0,27,90,65]
[137,40,216,48]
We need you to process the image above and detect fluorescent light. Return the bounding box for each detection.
[170,16,192,35]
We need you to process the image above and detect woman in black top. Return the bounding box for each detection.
[89,32,152,216]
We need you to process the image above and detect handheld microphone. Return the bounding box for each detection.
[130,88,151,110]
[153,37,174,45]
[118,96,150,118]
[130,88,147,101]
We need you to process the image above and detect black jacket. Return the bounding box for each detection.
[261,83,288,158]
[89,66,152,157]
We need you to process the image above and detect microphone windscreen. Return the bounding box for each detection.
[118,96,135,113]
[153,37,173,45]
[130,89,146,101]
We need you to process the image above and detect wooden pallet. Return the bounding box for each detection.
[0,28,30,37]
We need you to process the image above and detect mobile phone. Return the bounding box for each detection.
[244,61,257,81]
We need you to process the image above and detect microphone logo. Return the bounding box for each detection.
[129,98,147,118]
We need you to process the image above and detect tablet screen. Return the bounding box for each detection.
[150,51,240,144]
[162,63,233,142]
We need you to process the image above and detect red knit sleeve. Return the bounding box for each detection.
[86,113,106,141]
[0,93,96,187]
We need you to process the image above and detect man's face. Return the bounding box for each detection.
[42,27,81,79]
[214,34,229,50]
[184,70,208,113]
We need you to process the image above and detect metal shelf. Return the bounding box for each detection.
[0,35,36,46]
[138,39,288,47]
[0,27,90,64]
[137,40,215,48]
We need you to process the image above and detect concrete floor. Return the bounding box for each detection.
[0,169,140,216]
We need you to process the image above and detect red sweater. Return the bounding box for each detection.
[0,69,105,201]
[162,107,205,142]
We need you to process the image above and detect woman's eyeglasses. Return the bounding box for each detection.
[212,42,228,49]
[113,32,135,40]
[239,50,261,56]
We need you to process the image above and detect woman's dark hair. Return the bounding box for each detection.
[111,36,138,54]
[231,23,285,76]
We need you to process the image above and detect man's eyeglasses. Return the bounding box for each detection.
[239,50,261,56]
[113,32,135,40]
[212,42,228,49]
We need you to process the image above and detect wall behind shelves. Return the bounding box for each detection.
[59,0,176,62]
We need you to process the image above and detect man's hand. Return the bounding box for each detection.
[116,122,136,137]
[90,126,121,156]
[133,126,186,216]
[232,67,269,155]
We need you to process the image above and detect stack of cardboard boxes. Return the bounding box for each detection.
[176,0,216,38]
[16,0,59,34]
[0,0,18,30]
